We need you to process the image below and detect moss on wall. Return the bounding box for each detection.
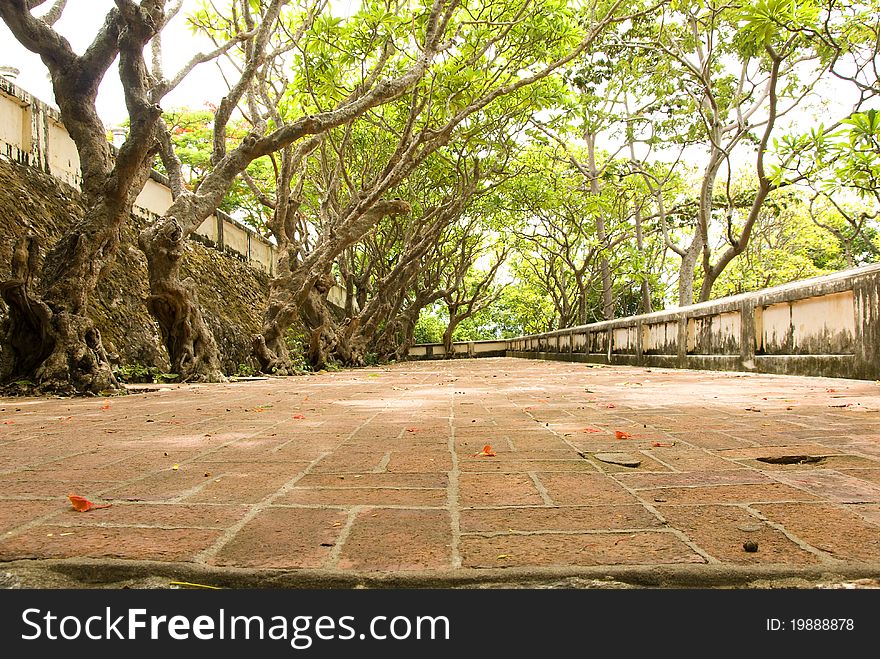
[0,158,269,376]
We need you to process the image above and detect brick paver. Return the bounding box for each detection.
[2,357,880,587]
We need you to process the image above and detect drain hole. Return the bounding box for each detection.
[757,455,826,465]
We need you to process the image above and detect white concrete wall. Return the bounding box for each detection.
[134,177,174,218]
[46,117,80,187]
[0,89,26,153]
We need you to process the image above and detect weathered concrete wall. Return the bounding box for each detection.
[411,265,880,380]
[408,340,508,360]
[505,264,880,380]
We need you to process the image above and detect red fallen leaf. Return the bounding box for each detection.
[473,444,496,457]
[582,428,602,433]
[100,402,111,410]
[615,430,633,439]
[292,414,305,419]
[652,441,674,447]
[2,420,14,425]
[67,494,112,512]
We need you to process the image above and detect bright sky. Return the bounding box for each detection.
[1,1,367,126]
[1,1,240,126]
[1,2,869,142]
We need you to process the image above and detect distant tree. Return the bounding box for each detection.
[710,188,846,297]
[774,110,880,267]
[619,0,878,305]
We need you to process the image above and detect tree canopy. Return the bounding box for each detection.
[2,0,879,389]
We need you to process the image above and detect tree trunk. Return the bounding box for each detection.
[0,281,117,396]
[254,263,354,372]
[677,235,703,308]
[393,316,419,361]
[442,321,457,357]
[139,219,224,382]
[252,286,300,375]
[625,105,652,316]
[1,201,134,395]
[253,200,411,371]
[678,147,724,307]
[303,282,357,369]
[633,200,652,314]
[586,131,614,320]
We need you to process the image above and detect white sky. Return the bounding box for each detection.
[2,1,248,126]
[1,2,870,141]
[1,1,368,126]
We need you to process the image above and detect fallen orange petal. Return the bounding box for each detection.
[67,494,112,512]
[473,444,496,457]
[292,414,305,419]
[615,430,632,439]
[582,428,601,433]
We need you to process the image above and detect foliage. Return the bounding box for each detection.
[710,191,846,297]
[413,313,445,344]
[283,326,312,373]
[157,108,275,232]
[112,364,179,384]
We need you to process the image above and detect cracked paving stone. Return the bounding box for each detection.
[593,452,642,467]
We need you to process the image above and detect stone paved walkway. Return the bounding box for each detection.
[2,357,880,588]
